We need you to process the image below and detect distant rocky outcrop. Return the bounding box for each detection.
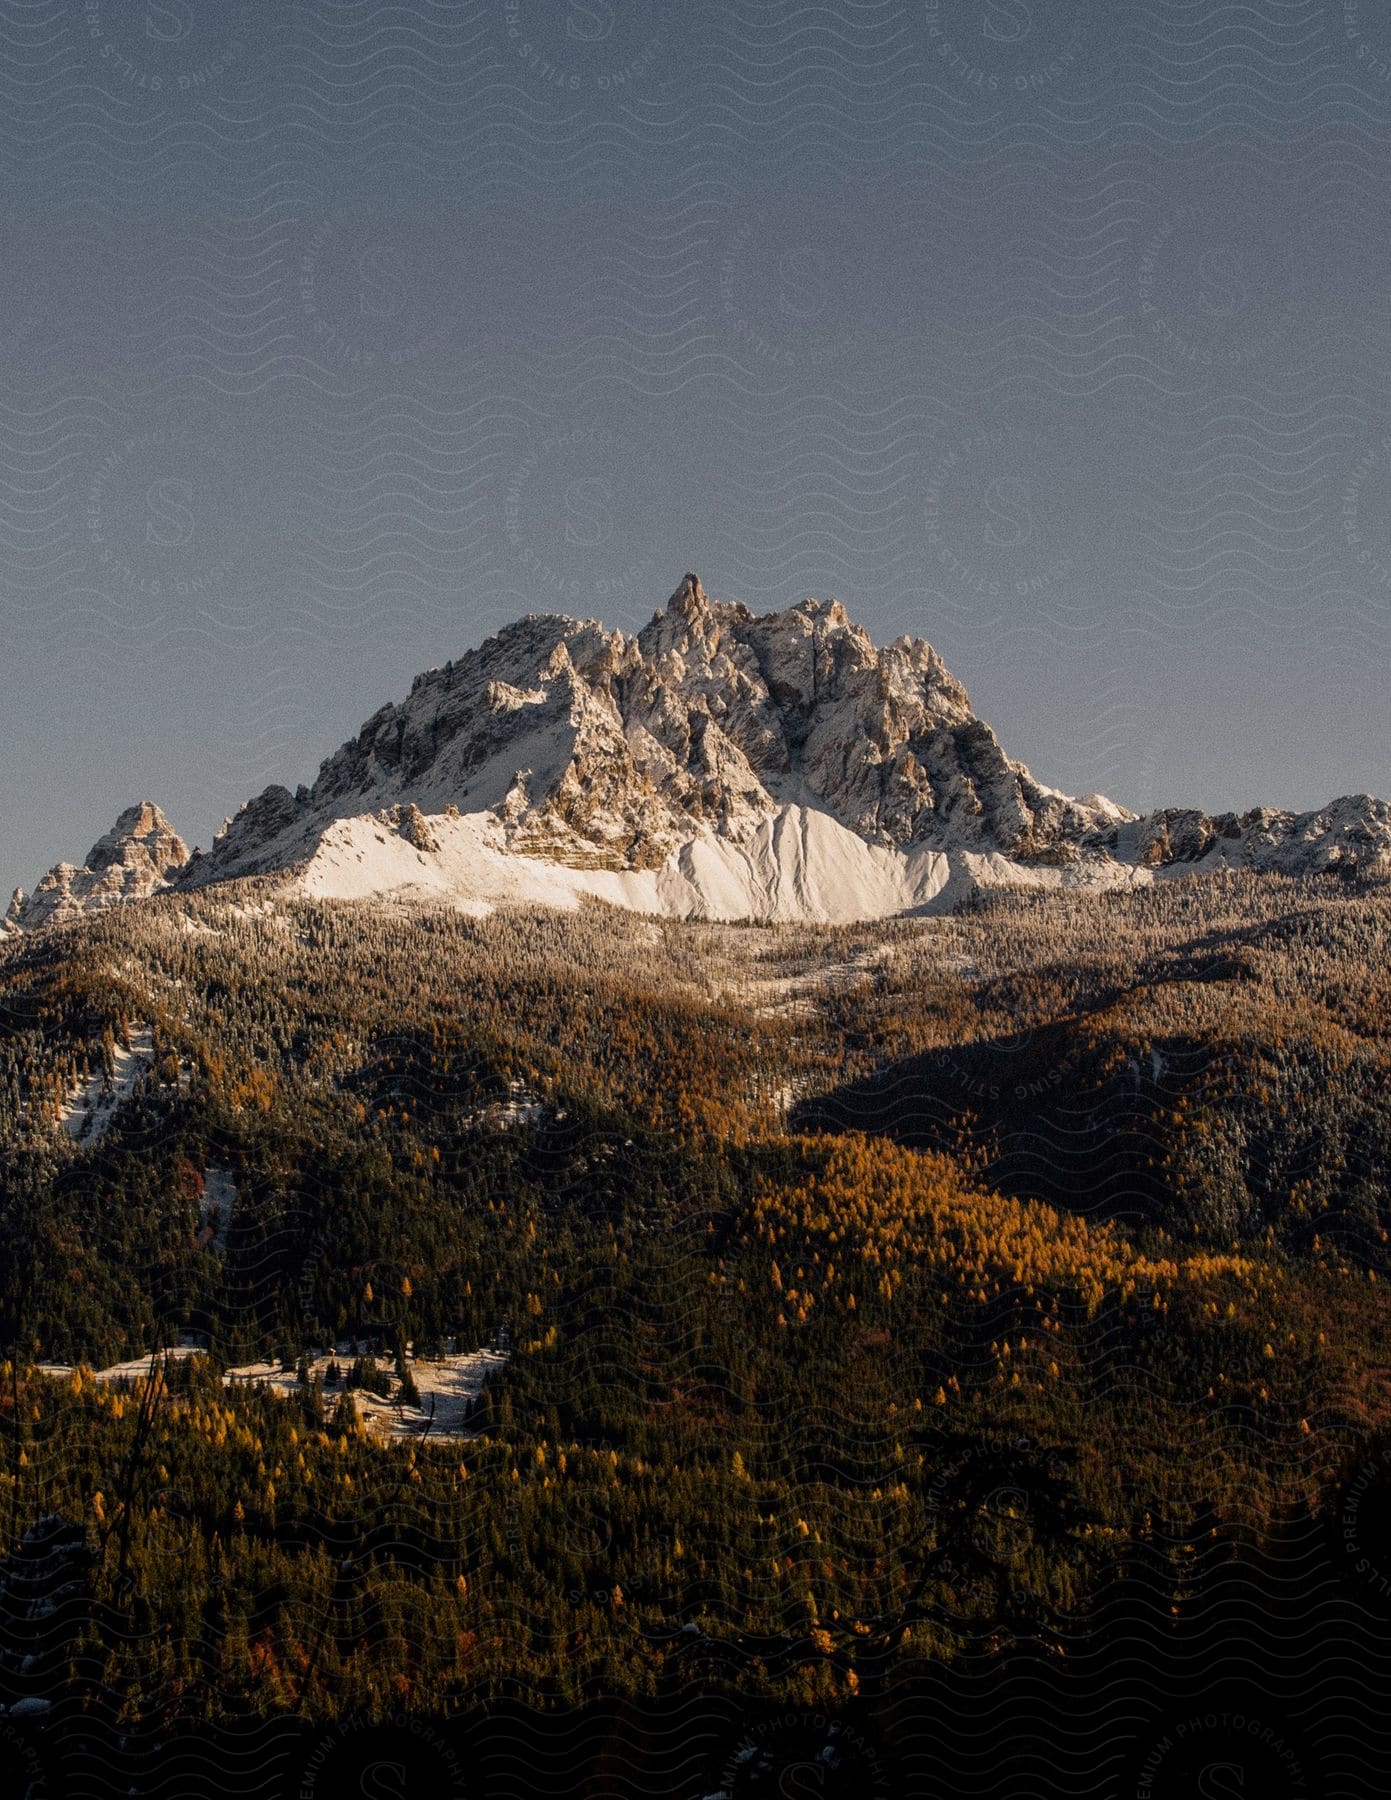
[7,802,188,932]
[1128,796,1391,876]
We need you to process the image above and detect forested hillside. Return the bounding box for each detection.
[2,875,1390,1767]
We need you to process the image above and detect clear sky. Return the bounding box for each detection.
[3,0,1390,898]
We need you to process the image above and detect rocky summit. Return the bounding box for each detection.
[9,576,1391,928]
[183,572,1127,888]
[6,802,189,933]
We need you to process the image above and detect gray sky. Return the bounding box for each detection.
[3,0,1390,896]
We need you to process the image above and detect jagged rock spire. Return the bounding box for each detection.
[670,572,707,612]
[9,803,188,932]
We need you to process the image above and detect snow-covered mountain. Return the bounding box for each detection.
[5,803,188,933]
[9,576,1391,929]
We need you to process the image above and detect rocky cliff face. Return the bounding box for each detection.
[183,573,1131,888]
[6,803,188,932]
[1126,794,1391,877]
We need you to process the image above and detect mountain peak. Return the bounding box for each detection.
[181,574,1131,912]
[9,802,188,932]
[87,801,182,872]
[14,576,1390,931]
[670,571,707,614]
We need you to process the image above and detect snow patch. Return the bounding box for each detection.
[36,1343,507,1444]
[224,1346,507,1441]
[59,1026,154,1142]
[36,1345,204,1385]
[298,803,964,925]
